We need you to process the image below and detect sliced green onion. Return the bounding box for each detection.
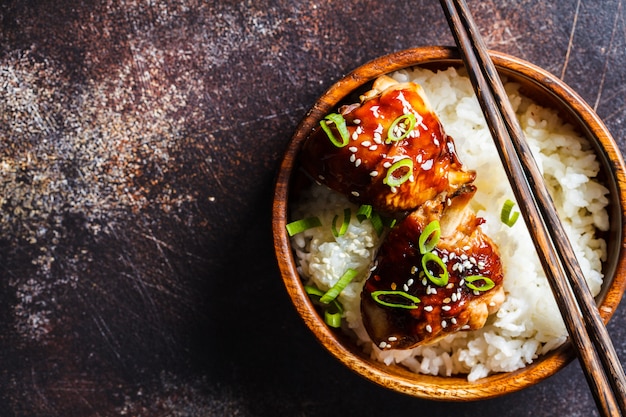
[356,204,373,222]
[320,113,350,148]
[386,113,417,144]
[304,285,324,298]
[286,216,322,236]
[332,208,351,238]
[418,220,441,254]
[465,275,496,292]
[304,285,344,328]
[500,199,520,227]
[370,211,385,237]
[371,290,420,309]
[324,309,342,328]
[383,158,413,188]
[320,268,358,304]
[421,252,449,286]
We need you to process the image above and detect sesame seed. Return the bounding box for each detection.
[351,191,360,197]
[351,131,359,140]
[446,283,454,289]
[369,145,378,151]
[442,305,451,311]
[369,170,378,177]
[407,278,414,286]
[426,325,433,333]
[383,161,392,168]
[355,159,362,167]
[349,146,358,153]
[361,141,371,147]
[350,154,356,163]
[388,336,398,342]
[424,306,433,312]
[451,293,457,302]
[443,297,451,303]
[441,320,447,328]
[379,341,387,349]
[403,284,409,291]
[410,266,418,275]
[451,318,457,324]
[353,119,361,124]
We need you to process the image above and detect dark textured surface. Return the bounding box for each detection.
[0,1,625,416]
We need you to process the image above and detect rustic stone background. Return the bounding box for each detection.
[0,0,624,416]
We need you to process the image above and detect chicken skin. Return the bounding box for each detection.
[361,186,505,349]
[301,76,475,216]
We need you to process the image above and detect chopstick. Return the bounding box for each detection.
[439,0,626,415]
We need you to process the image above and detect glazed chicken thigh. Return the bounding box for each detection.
[301,76,475,215]
[361,186,505,349]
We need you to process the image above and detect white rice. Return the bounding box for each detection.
[291,66,610,381]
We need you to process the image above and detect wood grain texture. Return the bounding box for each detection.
[0,1,625,416]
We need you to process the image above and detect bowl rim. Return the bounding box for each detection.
[272,45,626,401]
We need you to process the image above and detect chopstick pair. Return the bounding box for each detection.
[439,0,626,415]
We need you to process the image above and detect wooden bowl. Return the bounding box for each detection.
[272,46,626,400]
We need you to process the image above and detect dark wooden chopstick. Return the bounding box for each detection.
[440,0,626,415]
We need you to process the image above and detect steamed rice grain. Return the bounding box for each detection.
[291,66,609,381]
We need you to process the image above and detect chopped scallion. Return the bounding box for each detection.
[386,113,417,144]
[304,285,324,297]
[324,309,342,328]
[286,216,322,236]
[464,275,495,292]
[332,208,351,238]
[418,220,441,254]
[304,285,344,328]
[356,204,373,222]
[371,290,420,309]
[383,158,413,188]
[320,113,350,148]
[370,211,385,237]
[320,268,358,304]
[500,199,520,227]
[421,252,449,286]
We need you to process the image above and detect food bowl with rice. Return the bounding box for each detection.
[272,46,626,400]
